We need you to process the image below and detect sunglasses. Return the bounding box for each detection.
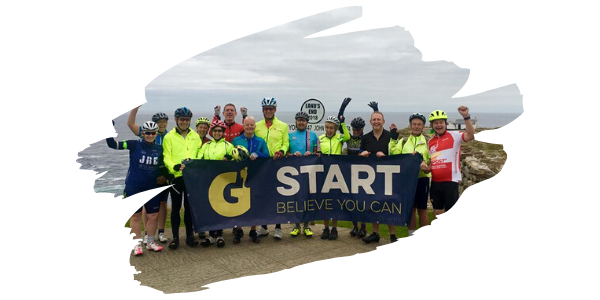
[143,131,157,136]
[263,107,275,111]
[178,117,191,122]
[212,129,223,133]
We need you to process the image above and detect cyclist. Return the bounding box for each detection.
[231,116,270,243]
[254,97,289,240]
[360,111,398,243]
[287,111,319,237]
[212,104,247,142]
[346,116,368,238]
[193,116,213,240]
[192,120,235,248]
[428,106,475,215]
[318,115,350,240]
[126,105,170,244]
[390,113,431,236]
[163,107,202,249]
[106,121,165,255]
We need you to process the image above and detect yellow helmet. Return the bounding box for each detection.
[195,117,211,126]
[429,110,447,122]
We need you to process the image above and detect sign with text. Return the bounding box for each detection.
[182,154,422,232]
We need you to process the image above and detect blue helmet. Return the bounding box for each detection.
[174,107,193,118]
[261,97,277,107]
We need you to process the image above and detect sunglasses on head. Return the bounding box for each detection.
[143,131,157,136]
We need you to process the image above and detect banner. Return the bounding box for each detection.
[182,154,422,232]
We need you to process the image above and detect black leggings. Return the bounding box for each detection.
[170,183,194,240]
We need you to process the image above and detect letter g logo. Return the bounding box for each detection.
[208,167,251,217]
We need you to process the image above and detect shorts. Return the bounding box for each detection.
[158,185,170,202]
[124,185,162,214]
[430,181,459,211]
[413,177,430,210]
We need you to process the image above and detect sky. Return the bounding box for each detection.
[143,6,522,115]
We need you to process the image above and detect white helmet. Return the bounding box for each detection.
[261,97,277,107]
[325,116,340,127]
[142,121,158,132]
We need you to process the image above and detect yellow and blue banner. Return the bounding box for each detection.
[182,154,422,232]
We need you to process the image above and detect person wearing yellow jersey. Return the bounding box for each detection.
[254,97,289,239]
[318,115,350,240]
[390,113,431,237]
[163,107,202,250]
[186,120,235,248]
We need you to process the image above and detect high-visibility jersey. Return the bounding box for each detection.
[318,123,350,155]
[390,134,431,178]
[289,129,319,154]
[196,138,234,160]
[255,116,290,157]
[428,130,466,182]
[162,127,202,178]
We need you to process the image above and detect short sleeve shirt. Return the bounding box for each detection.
[428,130,466,182]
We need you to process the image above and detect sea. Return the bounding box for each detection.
[77,110,521,197]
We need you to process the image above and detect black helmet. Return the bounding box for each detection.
[295,111,309,121]
[409,113,426,124]
[152,112,169,122]
[174,107,193,118]
[350,117,365,129]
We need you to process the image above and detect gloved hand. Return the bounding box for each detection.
[240,107,248,118]
[214,105,221,120]
[337,97,351,120]
[368,101,379,112]
[173,164,182,172]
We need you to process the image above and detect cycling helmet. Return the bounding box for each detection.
[324,116,340,127]
[234,145,250,161]
[261,97,277,107]
[152,112,169,122]
[409,113,427,124]
[210,120,226,132]
[429,110,447,122]
[295,111,309,121]
[350,117,365,129]
[195,117,211,126]
[174,107,193,118]
[142,121,158,132]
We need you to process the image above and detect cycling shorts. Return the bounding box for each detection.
[430,181,459,211]
[413,177,430,210]
[124,185,162,214]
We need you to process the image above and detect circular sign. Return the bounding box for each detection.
[300,98,325,124]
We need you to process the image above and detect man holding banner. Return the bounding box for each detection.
[254,97,289,240]
[359,110,398,243]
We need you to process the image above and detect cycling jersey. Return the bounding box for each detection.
[289,129,319,154]
[106,138,165,189]
[196,138,235,160]
[318,123,350,155]
[346,134,362,155]
[232,134,270,158]
[162,127,202,178]
[212,115,244,142]
[428,130,466,182]
[390,134,431,178]
[255,116,290,156]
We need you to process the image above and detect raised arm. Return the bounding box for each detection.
[127,105,142,136]
[458,106,475,142]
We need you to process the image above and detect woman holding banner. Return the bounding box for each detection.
[318,115,350,240]
[194,119,235,248]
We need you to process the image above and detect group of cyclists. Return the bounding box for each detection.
[107,97,475,256]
